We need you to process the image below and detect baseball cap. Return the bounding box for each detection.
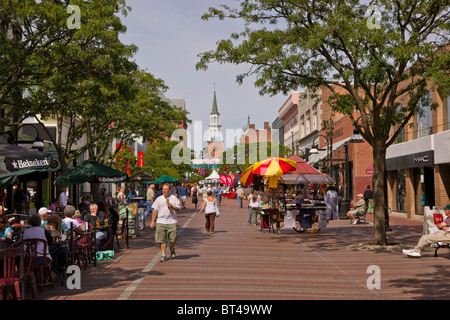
[444,204,450,210]
[357,194,363,197]
[38,207,52,215]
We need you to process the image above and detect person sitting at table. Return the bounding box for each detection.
[49,199,58,212]
[0,215,12,240]
[62,205,84,233]
[23,214,52,266]
[38,207,52,228]
[45,214,69,275]
[74,210,85,225]
[84,203,107,247]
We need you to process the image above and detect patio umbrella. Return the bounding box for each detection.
[252,157,297,177]
[55,160,128,185]
[152,174,178,184]
[239,164,256,186]
[129,172,154,182]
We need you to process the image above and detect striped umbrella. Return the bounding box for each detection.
[252,157,297,177]
[239,164,256,186]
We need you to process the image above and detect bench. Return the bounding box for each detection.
[433,242,450,257]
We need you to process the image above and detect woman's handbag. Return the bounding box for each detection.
[215,199,220,217]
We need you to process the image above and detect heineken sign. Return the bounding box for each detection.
[5,155,52,172]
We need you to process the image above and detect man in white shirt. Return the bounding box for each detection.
[151,183,181,262]
[59,187,68,207]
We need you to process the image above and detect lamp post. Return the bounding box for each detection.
[309,134,331,172]
[339,129,365,218]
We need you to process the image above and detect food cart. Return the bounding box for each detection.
[259,172,334,234]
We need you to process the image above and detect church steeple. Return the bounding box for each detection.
[207,89,223,143]
[211,91,220,115]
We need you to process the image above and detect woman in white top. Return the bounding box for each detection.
[248,191,261,225]
[199,191,218,234]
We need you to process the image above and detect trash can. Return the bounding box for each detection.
[339,199,350,219]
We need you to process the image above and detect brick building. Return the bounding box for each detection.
[386,86,450,219]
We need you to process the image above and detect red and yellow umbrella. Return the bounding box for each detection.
[252,157,297,177]
[239,164,256,186]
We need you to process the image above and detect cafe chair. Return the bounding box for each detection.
[75,231,95,269]
[112,218,128,249]
[0,246,21,300]
[23,238,54,293]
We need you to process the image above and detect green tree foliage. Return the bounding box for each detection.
[143,140,195,181]
[197,0,449,245]
[0,1,190,176]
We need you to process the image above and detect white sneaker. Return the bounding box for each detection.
[402,249,421,258]
[352,220,358,225]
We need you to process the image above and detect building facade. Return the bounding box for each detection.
[386,89,450,218]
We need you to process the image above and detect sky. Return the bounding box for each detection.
[119,0,289,152]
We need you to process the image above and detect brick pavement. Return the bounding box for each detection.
[37,196,450,301]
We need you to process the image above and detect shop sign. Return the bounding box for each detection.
[386,150,434,171]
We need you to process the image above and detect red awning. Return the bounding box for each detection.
[366,163,373,175]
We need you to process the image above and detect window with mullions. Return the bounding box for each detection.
[417,91,433,138]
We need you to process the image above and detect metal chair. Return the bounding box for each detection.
[0,246,21,300]
[112,218,128,249]
[23,238,53,292]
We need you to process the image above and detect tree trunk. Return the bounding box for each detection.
[372,143,388,245]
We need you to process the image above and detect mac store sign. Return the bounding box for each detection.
[386,150,435,171]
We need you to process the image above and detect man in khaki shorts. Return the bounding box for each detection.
[151,183,181,262]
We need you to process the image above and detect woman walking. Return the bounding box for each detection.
[199,191,217,234]
[191,184,199,209]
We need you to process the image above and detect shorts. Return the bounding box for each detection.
[350,210,363,216]
[155,223,178,243]
[180,196,186,202]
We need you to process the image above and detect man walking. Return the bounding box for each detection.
[177,183,187,209]
[151,183,181,262]
[145,184,155,219]
[236,184,244,208]
[215,185,223,206]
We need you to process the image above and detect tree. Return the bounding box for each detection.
[1,1,190,178]
[197,0,449,245]
[219,142,291,174]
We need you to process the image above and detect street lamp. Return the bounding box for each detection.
[8,123,45,151]
[339,129,365,218]
[309,134,331,172]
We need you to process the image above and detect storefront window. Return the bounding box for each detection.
[397,169,406,212]
[417,91,433,138]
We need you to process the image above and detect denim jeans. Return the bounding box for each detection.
[237,196,243,208]
[145,200,153,217]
